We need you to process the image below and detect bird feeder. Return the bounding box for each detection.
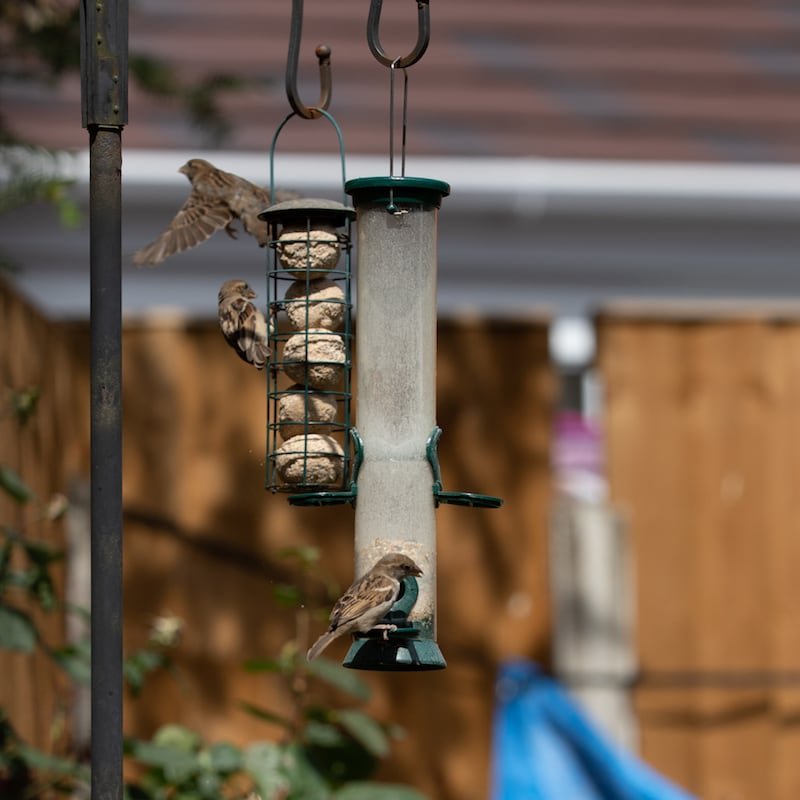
[339,177,502,671]
[266,0,501,672]
[334,0,502,672]
[260,111,358,500]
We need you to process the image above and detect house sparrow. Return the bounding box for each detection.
[217,279,271,369]
[133,158,292,266]
[307,553,423,661]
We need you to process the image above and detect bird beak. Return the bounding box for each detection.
[246,288,257,299]
[178,164,190,176]
[411,566,423,577]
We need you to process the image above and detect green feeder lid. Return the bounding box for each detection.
[346,176,450,208]
[258,197,356,224]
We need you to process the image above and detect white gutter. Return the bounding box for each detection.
[21,147,800,220]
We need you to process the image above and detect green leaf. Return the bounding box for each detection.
[243,741,289,799]
[0,466,33,503]
[335,710,390,758]
[128,739,200,784]
[17,742,90,782]
[306,657,371,702]
[334,783,429,800]
[22,536,61,566]
[0,604,37,651]
[50,639,91,684]
[305,719,347,749]
[196,770,222,799]
[56,196,82,228]
[278,545,320,567]
[152,724,201,753]
[242,657,285,673]
[237,700,294,730]
[8,387,40,425]
[205,741,243,773]
[130,54,181,96]
[25,564,57,602]
[280,743,329,800]
[0,540,13,585]
[124,647,167,694]
[273,583,303,607]
[124,782,154,800]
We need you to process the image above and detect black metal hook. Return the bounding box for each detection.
[286,0,332,119]
[367,0,431,69]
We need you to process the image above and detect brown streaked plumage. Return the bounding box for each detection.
[307,553,423,661]
[217,279,270,370]
[133,158,291,266]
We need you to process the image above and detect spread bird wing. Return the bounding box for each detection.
[226,182,273,246]
[329,572,398,629]
[133,192,234,266]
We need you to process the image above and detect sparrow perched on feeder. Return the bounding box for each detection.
[307,552,423,661]
[217,279,271,370]
[133,158,294,266]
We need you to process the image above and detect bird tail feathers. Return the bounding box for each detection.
[307,631,337,661]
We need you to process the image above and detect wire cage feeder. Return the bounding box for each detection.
[260,110,358,505]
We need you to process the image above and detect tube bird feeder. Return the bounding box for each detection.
[341,177,446,670]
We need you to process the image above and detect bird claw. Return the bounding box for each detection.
[371,623,398,641]
[224,223,239,240]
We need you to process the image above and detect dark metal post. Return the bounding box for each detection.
[80,0,127,797]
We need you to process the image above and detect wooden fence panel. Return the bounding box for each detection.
[118,317,555,800]
[600,317,800,800]
[1,281,555,800]
[0,278,88,754]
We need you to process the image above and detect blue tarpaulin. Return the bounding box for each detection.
[491,661,696,800]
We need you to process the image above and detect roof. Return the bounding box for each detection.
[5,1,800,322]
[5,0,800,162]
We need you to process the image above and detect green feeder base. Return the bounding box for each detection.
[342,575,446,671]
[343,635,446,671]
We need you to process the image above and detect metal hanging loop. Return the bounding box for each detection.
[367,0,431,69]
[286,0,332,119]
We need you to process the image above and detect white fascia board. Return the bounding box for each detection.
[15,147,800,220]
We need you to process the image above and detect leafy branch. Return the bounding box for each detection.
[0,385,427,799]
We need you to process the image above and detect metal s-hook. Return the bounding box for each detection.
[286,0,332,119]
[367,0,431,69]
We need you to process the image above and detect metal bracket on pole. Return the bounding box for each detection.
[81,0,129,127]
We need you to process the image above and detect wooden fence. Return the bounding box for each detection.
[0,280,555,800]
[0,279,89,754]
[600,316,800,800]
[13,276,800,798]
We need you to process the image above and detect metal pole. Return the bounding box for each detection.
[89,127,123,800]
[80,0,127,797]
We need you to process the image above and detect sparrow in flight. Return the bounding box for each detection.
[307,553,423,661]
[133,158,292,266]
[217,279,270,370]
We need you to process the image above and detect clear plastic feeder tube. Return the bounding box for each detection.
[347,177,450,640]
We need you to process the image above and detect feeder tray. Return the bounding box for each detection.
[343,575,446,671]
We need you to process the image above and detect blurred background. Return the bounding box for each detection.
[4,1,800,798]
